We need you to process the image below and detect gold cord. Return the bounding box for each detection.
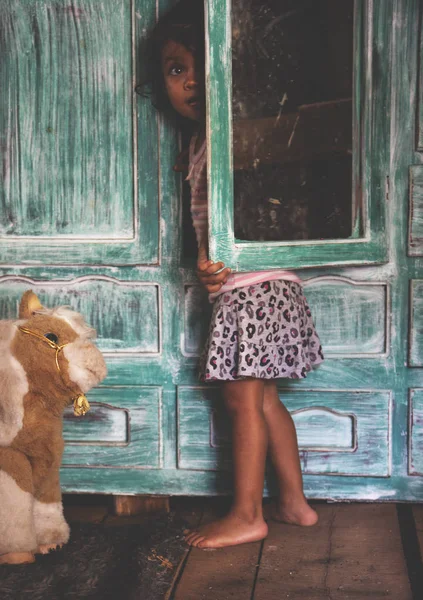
[18,326,68,372]
[17,325,90,416]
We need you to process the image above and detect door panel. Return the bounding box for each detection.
[0,276,161,356]
[408,167,423,254]
[177,387,391,477]
[303,277,389,358]
[409,280,423,366]
[62,386,162,468]
[0,0,159,265]
[409,389,423,475]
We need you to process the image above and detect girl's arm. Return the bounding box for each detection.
[197,242,231,294]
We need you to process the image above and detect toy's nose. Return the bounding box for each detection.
[63,342,107,392]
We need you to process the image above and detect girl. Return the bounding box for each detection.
[144,0,324,549]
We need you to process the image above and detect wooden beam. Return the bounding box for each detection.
[113,495,170,516]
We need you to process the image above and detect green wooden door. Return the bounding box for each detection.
[0,0,184,494]
[200,0,423,501]
[1,0,423,501]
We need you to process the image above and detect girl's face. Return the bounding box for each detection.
[161,40,204,122]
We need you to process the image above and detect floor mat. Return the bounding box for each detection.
[0,512,188,600]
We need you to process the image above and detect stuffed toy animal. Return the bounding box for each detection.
[0,291,107,565]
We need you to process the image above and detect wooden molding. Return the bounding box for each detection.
[113,495,170,516]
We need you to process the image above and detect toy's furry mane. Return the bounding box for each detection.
[0,320,28,446]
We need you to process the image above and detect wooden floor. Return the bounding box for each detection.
[64,498,423,600]
[167,500,423,600]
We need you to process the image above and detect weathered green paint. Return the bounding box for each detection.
[0,276,161,354]
[418,20,423,152]
[384,0,420,501]
[1,0,423,502]
[178,387,390,477]
[62,386,161,468]
[56,468,422,501]
[63,403,128,444]
[409,389,423,475]
[303,277,388,357]
[409,166,423,254]
[0,0,159,265]
[409,280,423,366]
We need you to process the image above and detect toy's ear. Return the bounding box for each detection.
[19,290,44,319]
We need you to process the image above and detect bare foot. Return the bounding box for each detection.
[271,497,318,526]
[0,552,35,565]
[36,543,63,555]
[184,512,268,549]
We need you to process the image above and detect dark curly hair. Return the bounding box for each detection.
[137,0,205,126]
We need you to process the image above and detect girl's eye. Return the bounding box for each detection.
[169,65,183,76]
[45,332,59,344]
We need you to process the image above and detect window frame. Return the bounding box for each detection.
[205,0,389,271]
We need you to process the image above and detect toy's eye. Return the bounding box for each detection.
[44,332,59,344]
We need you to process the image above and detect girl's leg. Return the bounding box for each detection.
[185,378,269,548]
[263,380,318,526]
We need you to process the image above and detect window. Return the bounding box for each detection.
[206,0,388,270]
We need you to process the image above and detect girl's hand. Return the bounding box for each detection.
[197,246,231,294]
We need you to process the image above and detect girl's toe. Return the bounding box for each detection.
[184,531,198,544]
[186,533,203,546]
[186,534,200,545]
[191,535,206,547]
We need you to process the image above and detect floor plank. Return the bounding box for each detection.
[412,505,423,558]
[165,498,207,600]
[329,504,412,599]
[255,503,335,600]
[254,503,413,600]
[172,501,262,600]
[173,543,262,600]
[399,505,423,599]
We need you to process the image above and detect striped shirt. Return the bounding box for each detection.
[186,134,301,301]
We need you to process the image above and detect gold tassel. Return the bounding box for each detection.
[73,394,90,417]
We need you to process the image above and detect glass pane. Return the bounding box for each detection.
[232,0,354,242]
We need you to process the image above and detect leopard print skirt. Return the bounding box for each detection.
[200,280,324,381]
